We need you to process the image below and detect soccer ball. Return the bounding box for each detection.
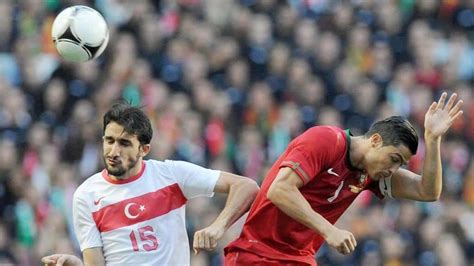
[51,5,109,62]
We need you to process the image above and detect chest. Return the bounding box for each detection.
[90,177,187,234]
[301,163,370,205]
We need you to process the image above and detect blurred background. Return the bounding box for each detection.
[0,0,472,265]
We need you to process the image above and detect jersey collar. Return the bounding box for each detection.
[344,129,359,171]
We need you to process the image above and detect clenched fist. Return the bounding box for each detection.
[324,227,357,255]
[193,224,226,254]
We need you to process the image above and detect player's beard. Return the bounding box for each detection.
[104,154,140,179]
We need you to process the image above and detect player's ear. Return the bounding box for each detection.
[140,144,151,157]
[370,133,383,148]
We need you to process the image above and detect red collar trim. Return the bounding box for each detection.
[102,162,146,184]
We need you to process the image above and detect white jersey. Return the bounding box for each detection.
[72,159,220,266]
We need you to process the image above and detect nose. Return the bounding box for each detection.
[109,142,121,157]
[389,165,399,175]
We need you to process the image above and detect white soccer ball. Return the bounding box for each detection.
[51,5,109,62]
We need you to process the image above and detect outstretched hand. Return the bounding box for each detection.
[424,92,463,139]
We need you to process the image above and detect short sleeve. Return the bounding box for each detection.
[72,190,103,251]
[167,160,220,199]
[279,127,343,185]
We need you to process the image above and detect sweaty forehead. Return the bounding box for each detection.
[104,122,137,140]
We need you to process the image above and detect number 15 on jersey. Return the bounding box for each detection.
[129,225,158,252]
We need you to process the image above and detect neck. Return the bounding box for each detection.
[348,136,367,171]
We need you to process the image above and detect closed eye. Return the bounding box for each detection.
[391,156,400,164]
[119,140,132,146]
[104,136,115,144]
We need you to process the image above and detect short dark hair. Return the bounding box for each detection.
[365,116,418,155]
[103,102,153,145]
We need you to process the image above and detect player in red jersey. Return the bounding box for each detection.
[224,92,464,265]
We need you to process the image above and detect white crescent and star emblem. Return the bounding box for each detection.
[124,203,146,219]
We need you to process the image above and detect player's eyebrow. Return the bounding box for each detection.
[104,135,114,140]
[104,135,133,142]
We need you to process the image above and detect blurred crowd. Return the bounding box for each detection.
[0,0,473,265]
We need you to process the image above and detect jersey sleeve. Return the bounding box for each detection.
[167,160,220,199]
[72,189,103,251]
[280,127,342,185]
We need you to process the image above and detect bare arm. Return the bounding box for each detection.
[266,167,356,255]
[82,248,105,266]
[193,171,259,253]
[391,92,463,201]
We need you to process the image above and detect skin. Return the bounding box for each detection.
[42,121,259,266]
[267,92,463,256]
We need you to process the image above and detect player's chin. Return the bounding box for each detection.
[375,172,391,180]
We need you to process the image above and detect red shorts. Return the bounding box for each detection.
[224,250,317,266]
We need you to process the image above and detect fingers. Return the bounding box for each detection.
[428,101,437,113]
[332,232,357,255]
[448,100,463,117]
[345,235,355,253]
[203,233,210,249]
[41,255,59,264]
[451,110,464,122]
[436,92,448,110]
[193,232,200,254]
[445,93,457,110]
[193,230,217,254]
[56,256,67,266]
[41,257,55,264]
[350,233,357,250]
[339,242,350,254]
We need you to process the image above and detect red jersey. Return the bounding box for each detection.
[225,126,384,264]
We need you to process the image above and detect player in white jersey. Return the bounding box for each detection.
[42,102,259,266]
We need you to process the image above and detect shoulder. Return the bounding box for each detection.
[144,159,180,169]
[307,126,344,137]
[74,171,103,200]
[142,159,175,174]
[143,159,207,179]
[295,126,345,146]
[158,159,201,171]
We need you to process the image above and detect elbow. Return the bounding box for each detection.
[249,180,260,197]
[267,184,283,204]
[242,178,259,199]
[420,191,441,202]
[423,194,440,202]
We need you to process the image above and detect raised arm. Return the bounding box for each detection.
[193,171,259,253]
[391,92,463,201]
[266,167,357,255]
